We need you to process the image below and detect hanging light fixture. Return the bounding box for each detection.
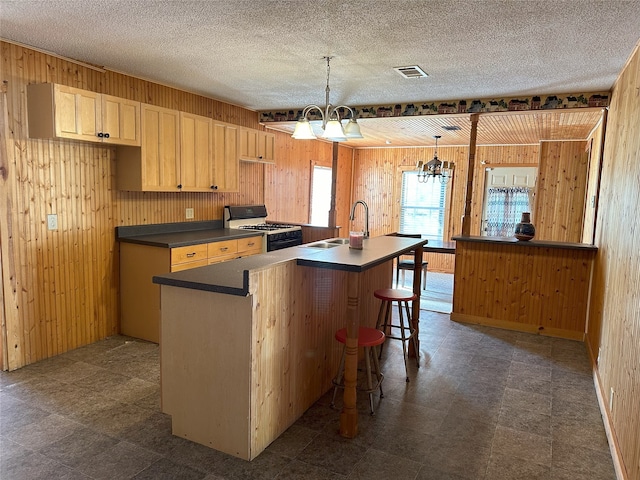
[292,56,363,142]
[416,135,454,184]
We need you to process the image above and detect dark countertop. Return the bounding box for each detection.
[116,220,264,248]
[452,235,598,251]
[296,236,428,272]
[423,239,456,254]
[153,236,428,296]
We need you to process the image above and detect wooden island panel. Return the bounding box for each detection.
[160,258,391,460]
[452,238,596,340]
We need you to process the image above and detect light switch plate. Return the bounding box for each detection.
[186,208,194,219]
[47,214,58,231]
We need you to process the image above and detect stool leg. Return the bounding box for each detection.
[404,299,420,368]
[372,344,384,400]
[377,300,391,359]
[397,300,410,382]
[331,347,346,409]
[364,346,375,415]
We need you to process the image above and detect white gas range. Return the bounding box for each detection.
[223,205,303,252]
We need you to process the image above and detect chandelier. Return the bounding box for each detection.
[291,56,363,142]
[416,135,454,184]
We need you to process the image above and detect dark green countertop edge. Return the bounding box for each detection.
[152,270,250,296]
[452,235,598,251]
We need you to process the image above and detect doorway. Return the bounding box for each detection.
[481,166,537,236]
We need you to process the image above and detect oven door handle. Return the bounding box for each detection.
[269,238,303,250]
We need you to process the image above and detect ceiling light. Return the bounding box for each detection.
[292,56,363,142]
[415,135,454,184]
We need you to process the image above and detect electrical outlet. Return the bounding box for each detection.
[47,214,58,231]
[185,208,194,219]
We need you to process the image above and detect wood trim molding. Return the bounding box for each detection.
[588,342,629,480]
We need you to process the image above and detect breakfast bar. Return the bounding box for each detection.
[452,235,597,340]
[153,235,427,460]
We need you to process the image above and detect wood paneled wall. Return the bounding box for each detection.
[350,142,587,272]
[587,43,640,480]
[534,141,589,243]
[264,132,353,231]
[351,146,470,239]
[470,145,541,235]
[0,41,267,370]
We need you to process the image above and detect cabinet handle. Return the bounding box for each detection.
[210,185,218,190]
[104,133,110,138]
[97,132,104,138]
[247,242,255,247]
[220,247,228,252]
[258,155,263,159]
[177,184,182,189]
[186,252,196,258]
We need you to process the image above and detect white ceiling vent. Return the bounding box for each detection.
[393,65,429,79]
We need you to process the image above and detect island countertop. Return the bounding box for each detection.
[152,235,428,295]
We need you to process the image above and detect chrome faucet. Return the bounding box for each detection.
[349,200,370,238]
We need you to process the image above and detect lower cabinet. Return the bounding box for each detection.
[120,236,262,342]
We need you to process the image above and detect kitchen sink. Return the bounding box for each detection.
[304,241,340,248]
[326,238,350,244]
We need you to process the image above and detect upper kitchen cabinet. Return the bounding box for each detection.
[180,112,214,192]
[238,127,275,164]
[116,108,239,192]
[27,83,140,146]
[117,104,181,191]
[100,94,141,146]
[212,121,239,192]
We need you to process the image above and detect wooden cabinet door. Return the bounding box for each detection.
[238,127,258,160]
[180,112,213,191]
[257,131,275,163]
[102,94,141,146]
[212,121,239,192]
[141,104,181,191]
[53,85,101,142]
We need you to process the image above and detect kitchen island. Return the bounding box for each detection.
[153,235,427,460]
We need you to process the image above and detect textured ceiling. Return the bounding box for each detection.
[2,0,639,112]
[1,0,638,147]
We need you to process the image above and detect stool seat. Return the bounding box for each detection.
[331,327,385,415]
[335,327,385,347]
[374,288,417,302]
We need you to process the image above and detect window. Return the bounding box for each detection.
[484,187,532,236]
[399,171,447,241]
[310,166,332,226]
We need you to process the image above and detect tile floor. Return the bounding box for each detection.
[0,310,616,479]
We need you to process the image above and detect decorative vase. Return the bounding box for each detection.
[514,212,536,241]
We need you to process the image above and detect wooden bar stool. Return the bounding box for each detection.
[331,326,385,415]
[374,288,420,382]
